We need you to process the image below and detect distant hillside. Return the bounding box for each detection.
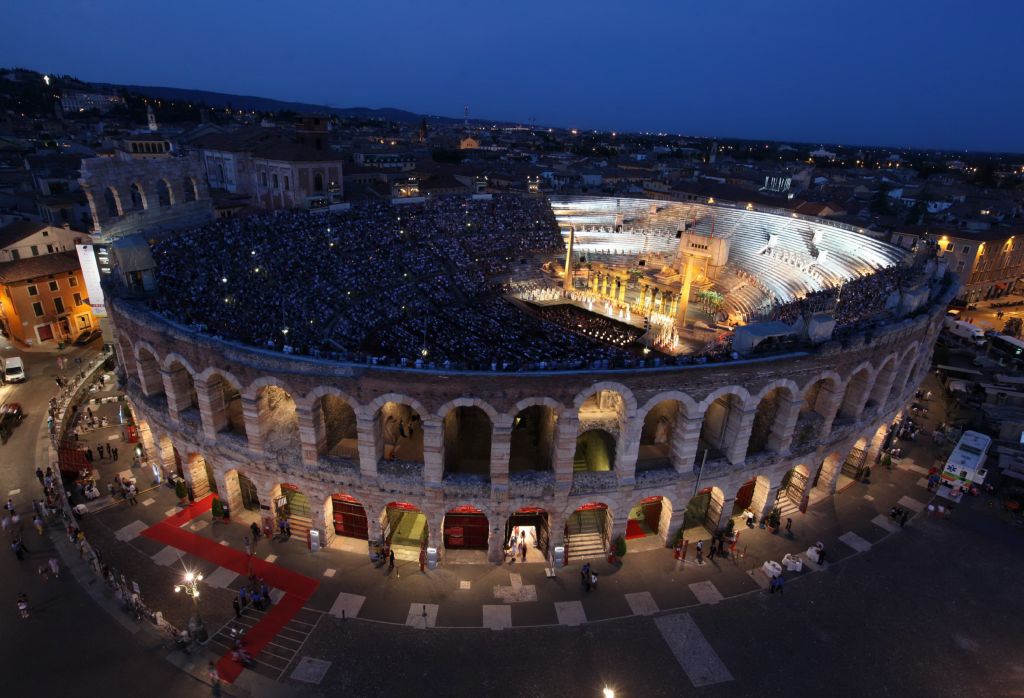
[94,83,464,125]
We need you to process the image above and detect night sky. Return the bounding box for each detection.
[3,0,1021,152]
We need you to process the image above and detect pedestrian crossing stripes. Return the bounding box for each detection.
[624,591,658,615]
[898,495,926,512]
[482,604,512,630]
[114,519,147,542]
[204,566,239,589]
[871,514,900,533]
[554,600,586,626]
[328,591,365,619]
[838,531,871,552]
[688,580,724,605]
[655,613,734,687]
[406,603,438,629]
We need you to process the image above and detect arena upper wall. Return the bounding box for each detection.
[110,265,954,562]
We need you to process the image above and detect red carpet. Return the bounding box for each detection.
[625,519,647,540]
[141,495,319,683]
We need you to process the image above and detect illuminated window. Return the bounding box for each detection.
[946,243,954,251]
[73,292,83,306]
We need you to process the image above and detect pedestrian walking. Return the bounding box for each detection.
[708,539,717,561]
[244,537,252,556]
[581,562,591,591]
[127,485,138,505]
[48,557,59,578]
[388,549,395,571]
[1,515,9,535]
[284,520,291,538]
[35,467,44,485]
[232,596,241,618]
[696,539,704,565]
[209,661,222,697]
[250,522,260,540]
[520,540,527,562]
[4,498,14,514]
[11,512,21,532]
[239,587,248,609]
[17,593,29,619]
[33,515,43,536]
[113,446,119,461]
[899,511,909,528]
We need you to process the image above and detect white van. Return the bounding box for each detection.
[3,356,26,383]
[946,320,987,346]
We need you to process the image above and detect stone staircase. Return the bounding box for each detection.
[776,494,802,520]
[288,514,313,542]
[566,510,607,562]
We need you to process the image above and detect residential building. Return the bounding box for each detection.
[0,220,84,262]
[0,251,96,344]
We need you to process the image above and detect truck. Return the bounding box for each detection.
[941,430,992,487]
[944,319,987,346]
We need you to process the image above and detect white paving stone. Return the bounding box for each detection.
[688,580,724,605]
[219,540,230,546]
[625,591,659,616]
[204,567,239,589]
[554,600,586,626]
[482,604,512,630]
[508,572,523,589]
[655,613,734,687]
[151,546,181,566]
[863,494,875,502]
[746,568,772,589]
[141,498,155,507]
[187,520,208,532]
[323,568,336,578]
[114,520,148,542]
[458,580,471,590]
[264,554,278,563]
[328,592,365,619]
[270,588,285,604]
[917,477,931,488]
[8,488,20,496]
[898,495,926,513]
[291,657,331,684]
[871,514,900,533]
[405,603,438,629]
[164,508,179,518]
[839,531,872,553]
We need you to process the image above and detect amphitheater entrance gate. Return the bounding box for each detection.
[331,493,368,540]
[777,467,809,511]
[382,502,428,561]
[443,505,489,551]
[626,496,663,540]
[842,445,868,480]
[505,508,549,562]
[565,503,610,563]
[238,474,261,511]
[733,478,756,517]
[277,484,313,538]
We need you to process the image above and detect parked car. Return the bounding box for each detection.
[73,329,102,346]
[0,402,24,443]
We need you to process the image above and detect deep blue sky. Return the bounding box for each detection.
[4,0,1022,152]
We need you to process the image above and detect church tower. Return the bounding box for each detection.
[147,104,158,132]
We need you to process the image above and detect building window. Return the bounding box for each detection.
[48,280,59,292]
[32,301,43,317]
[957,261,966,272]
[41,230,48,237]
[261,171,268,186]
[284,176,290,191]
[30,245,39,256]
[46,244,55,253]
[11,250,19,261]
[68,275,78,287]
[73,292,83,306]
[945,242,954,251]
[53,297,64,314]
[27,284,38,297]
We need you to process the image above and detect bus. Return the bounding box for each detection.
[942,430,992,487]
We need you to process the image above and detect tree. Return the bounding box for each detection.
[871,185,892,215]
[1003,317,1023,338]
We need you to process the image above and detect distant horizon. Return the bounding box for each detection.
[2,0,1021,154]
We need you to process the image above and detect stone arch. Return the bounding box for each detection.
[795,372,842,447]
[382,500,429,552]
[697,387,749,465]
[307,388,359,462]
[576,384,634,472]
[839,362,875,420]
[372,396,424,466]
[183,176,198,203]
[509,403,557,472]
[442,404,493,477]
[894,343,923,398]
[128,181,147,211]
[869,353,899,408]
[777,464,811,511]
[573,428,616,472]
[442,504,490,553]
[637,399,681,471]
[747,381,799,456]
[156,178,173,207]
[814,451,845,494]
[196,369,246,437]
[731,474,772,522]
[625,494,675,545]
[573,382,638,414]
[134,343,164,397]
[565,502,612,562]
[162,354,198,419]
[637,391,700,420]
[103,186,122,218]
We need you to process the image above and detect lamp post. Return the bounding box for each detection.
[174,570,207,643]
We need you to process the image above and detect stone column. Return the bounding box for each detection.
[241,395,264,454]
[356,414,378,479]
[421,418,444,485]
[548,509,566,558]
[816,383,844,439]
[670,413,702,473]
[563,226,575,291]
[197,379,227,441]
[217,469,243,518]
[296,402,319,468]
[428,513,444,558]
[137,357,163,398]
[490,420,512,495]
[675,256,694,326]
[617,425,639,485]
[760,486,781,521]
[665,505,686,546]
[768,396,802,454]
[552,414,578,493]
[487,515,505,564]
[137,420,157,461]
[609,511,630,544]
[724,407,757,466]
[162,365,193,422]
[617,278,626,303]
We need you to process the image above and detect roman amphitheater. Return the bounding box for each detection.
[109,194,955,565]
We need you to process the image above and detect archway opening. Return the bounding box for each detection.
[565,503,610,563]
[638,400,678,471]
[103,187,121,217]
[870,358,896,408]
[626,496,665,540]
[698,393,743,462]
[136,347,164,398]
[330,492,368,540]
[795,377,836,447]
[376,401,423,466]
[748,388,790,455]
[443,505,489,551]
[129,182,146,211]
[183,177,197,202]
[185,453,215,499]
[257,385,298,453]
[776,465,810,515]
[443,406,492,477]
[506,507,549,561]
[167,360,198,421]
[840,368,872,419]
[682,487,724,539]
[838,437,870,490]
[156,178,172,207]
[509,405,555,472]
[237,473,261,511]
[202,373,245,437]
[382,502,427,560]
[274,483,313,540]
[573,429,615,471]
[316,394,358,461]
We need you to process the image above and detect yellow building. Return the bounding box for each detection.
[0,251,97,345]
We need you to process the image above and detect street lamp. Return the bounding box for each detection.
[174,570,207,642]
[603,688,615,698]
